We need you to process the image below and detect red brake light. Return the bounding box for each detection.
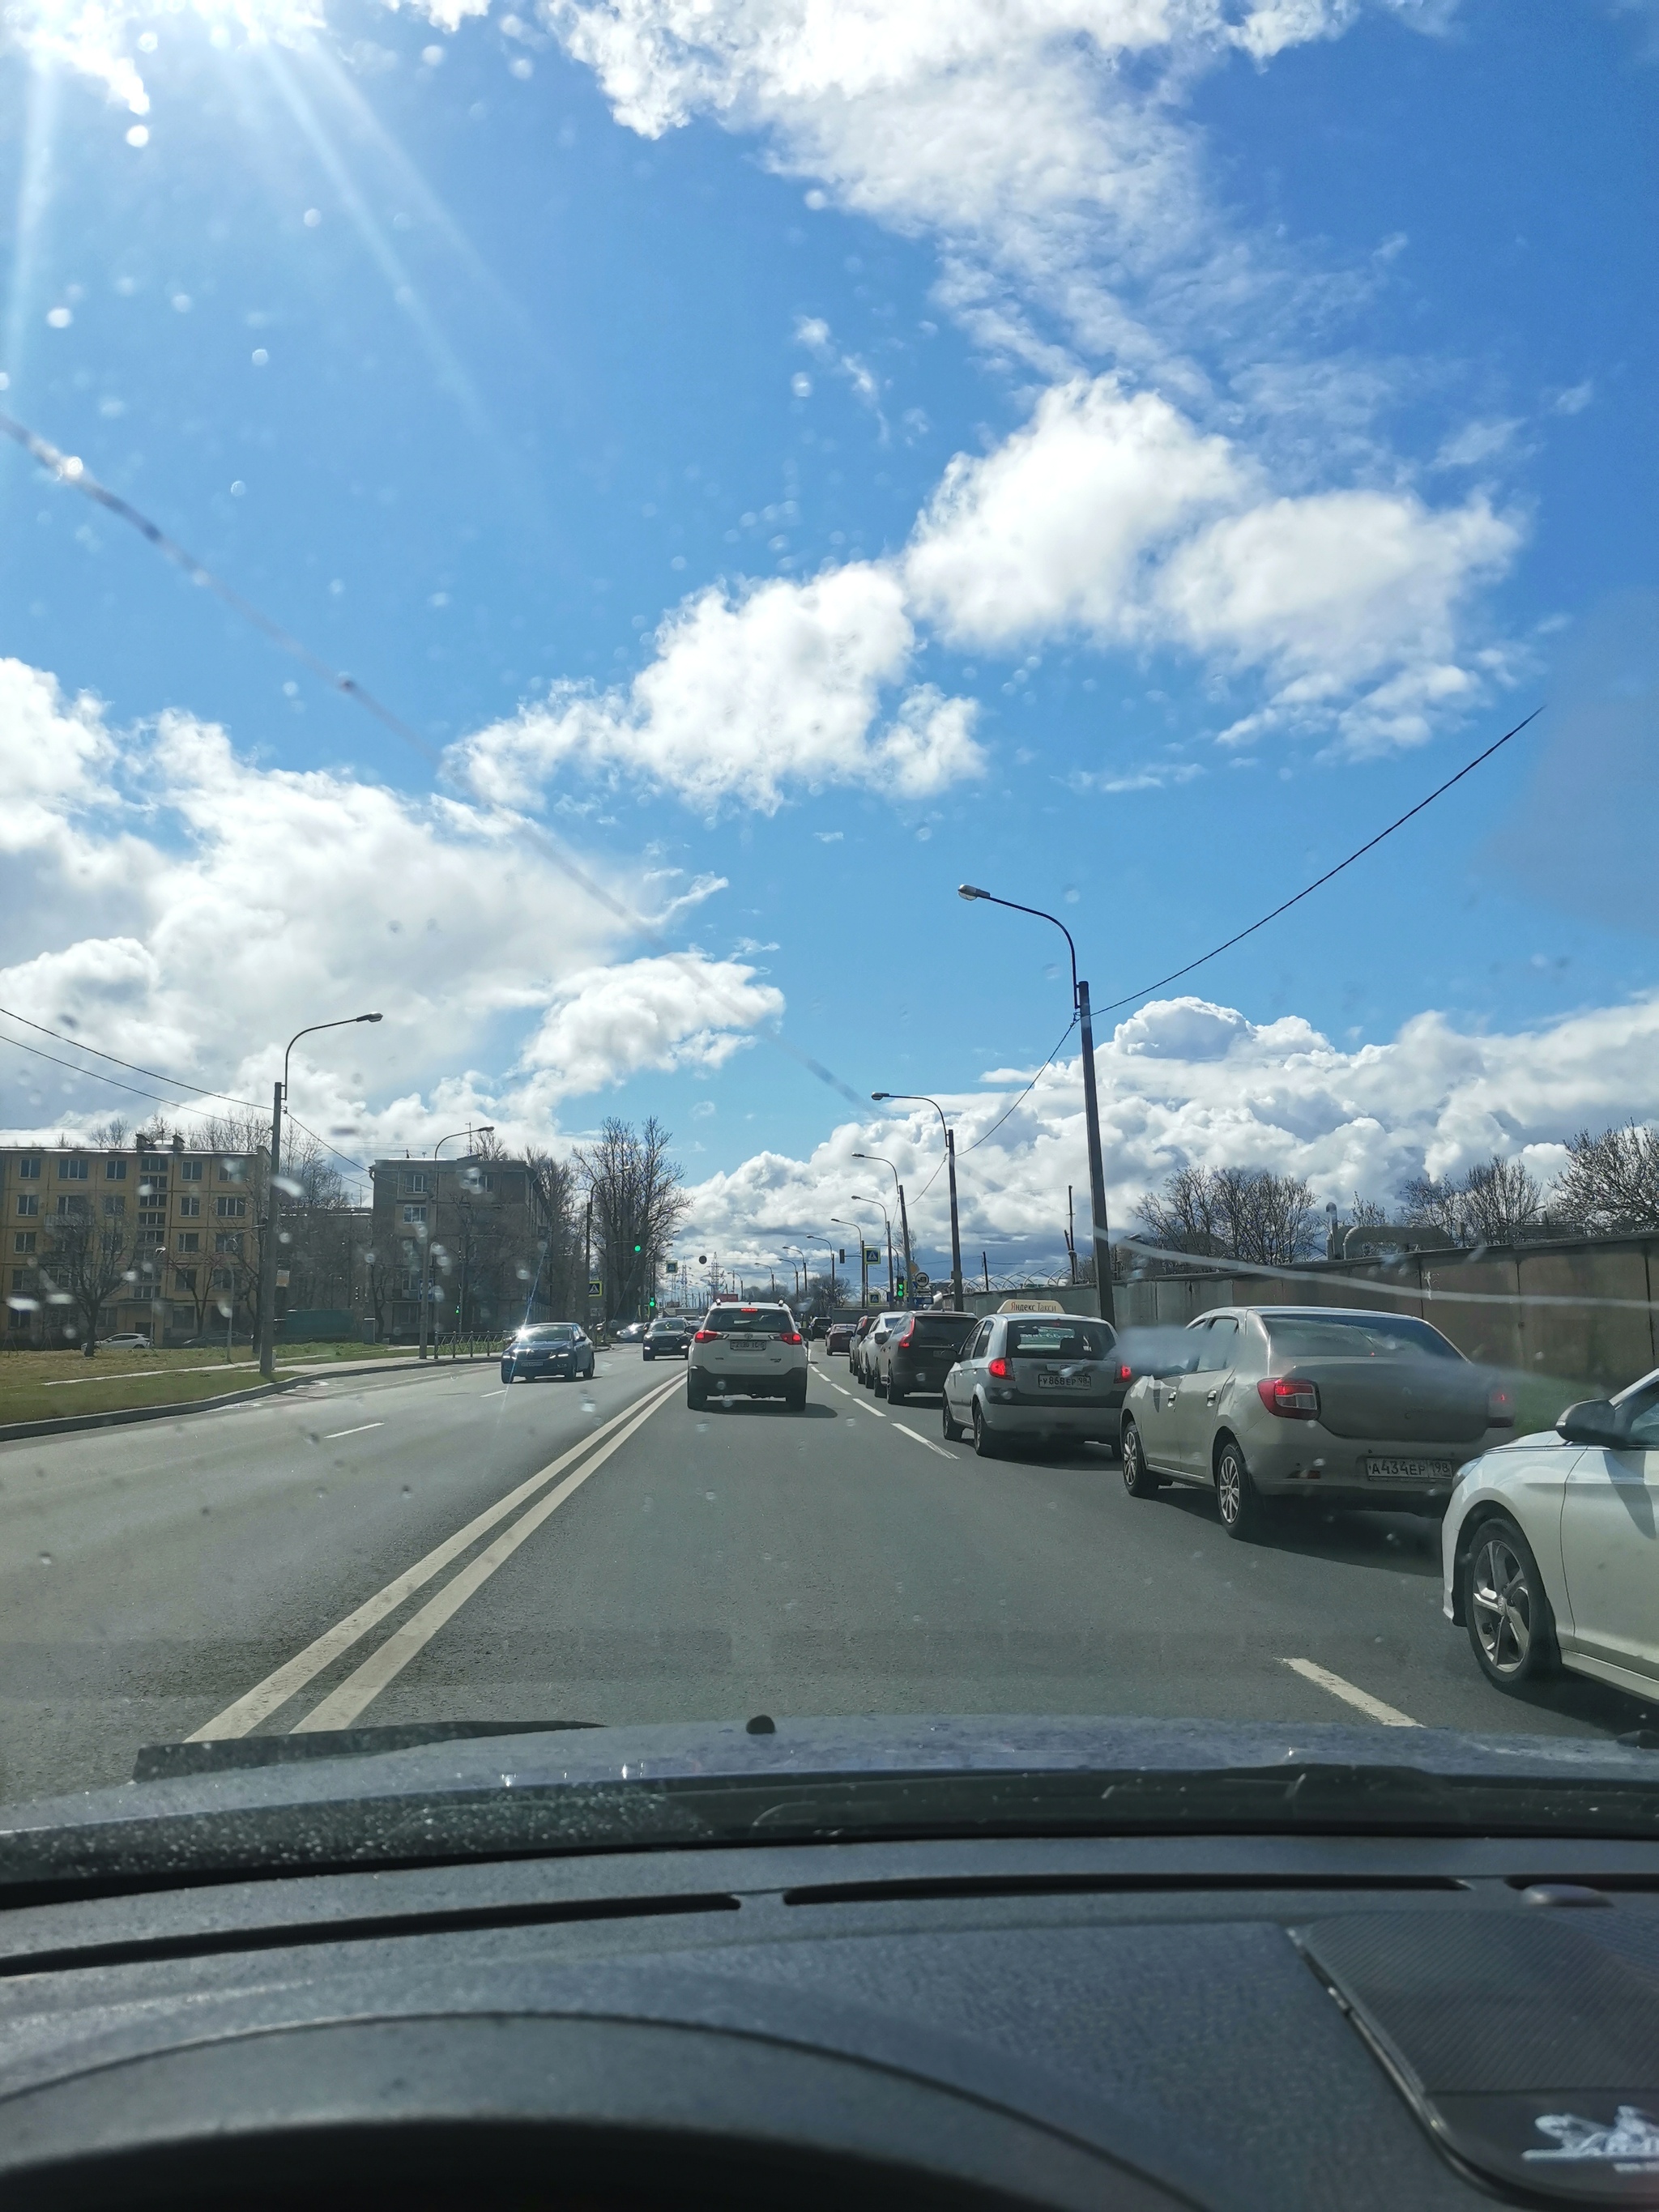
[780,1329,803,1345]
[693,1328,719,1343]
[898,1320,915,1345]
[1118,1362,1133,1383]
[987,1356,1009,1379]
[1488,1386,1515,1429]
[1258,1376,1320,1420]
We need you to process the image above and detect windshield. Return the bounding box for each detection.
[0,0,1649,1838]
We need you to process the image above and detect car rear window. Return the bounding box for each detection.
[1006,1320,1115,1359]
[702,1306,793,1334]
[906,1315,977,1346]
[1265,1314,1463,1361]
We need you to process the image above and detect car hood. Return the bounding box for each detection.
[3,1714,1659,1898]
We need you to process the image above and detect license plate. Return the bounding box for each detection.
[1365,1455,1452,1484]
[1038,1372,1090,1390]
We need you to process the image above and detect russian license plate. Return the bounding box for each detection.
[1038,1371,1090,1390]
[1366,1455,1452,1484]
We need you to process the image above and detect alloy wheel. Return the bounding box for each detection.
[1470,1532,1535,1677]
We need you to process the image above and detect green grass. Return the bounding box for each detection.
[0,1340,432,1429]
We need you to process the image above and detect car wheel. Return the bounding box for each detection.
[1121,1420,1160,1498]
[643,1348,654,1361]
[1465,1515,1558,1687]
[972,1403,1002,1460]
[875,1370,888,1397]
[1215,1436,1267,1540]
[687,1377,708,1411]
[942,1396,963,1443]
[501,1366,513,1384]
[888,1383,905,1407]
[786,1378,808,1412]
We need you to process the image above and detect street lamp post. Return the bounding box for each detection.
[852,1152,914,1302]
[418,1124,494,1361]
[850,1194,893,1301]
[870,1094,963,1311]
[258,1012,382,1382]
[957,884,1115,1328]
[830,1217,872,1309]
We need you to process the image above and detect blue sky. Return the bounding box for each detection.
[2,0,1655,1278]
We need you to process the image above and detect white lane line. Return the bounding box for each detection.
[323,1422,384,1441]
[1280,1656,1419,1728]
[478,1388,507,1399]
[830,1383,852,1397]
[892,1421,957,1461]
[187,1377,680,1741]
[296,1379,680,1732]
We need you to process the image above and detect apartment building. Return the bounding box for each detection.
[368,1154,543,1340]
[2,1133,259,1346]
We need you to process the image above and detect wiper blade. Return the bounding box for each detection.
[4,1762,1659,1907]
[133,1722,604,1784]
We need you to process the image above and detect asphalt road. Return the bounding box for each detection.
[0,1349,1650,1809]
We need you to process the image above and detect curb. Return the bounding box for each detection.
[0,1353,504,1447]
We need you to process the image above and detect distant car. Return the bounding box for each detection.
[687,1302,808,1411]
[613,1321,646,1345]
[825,1323,856,1356]
[1119,1306,1509,1540]
[1444,1366,1659,1696]
[643,1318,691,1360]
[877,1310,976,1404]
[100,1332,152,1351]
[944,1311,1124,1456]
[847,1314,879,1383]
[859,1310,913,1393]
[501,1324,595,1383]
[808,1316,830,1340]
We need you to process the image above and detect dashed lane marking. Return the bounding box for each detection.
[1280,1656,1419,1728]
[891,1420,958,1461]
[323,1422,384,1441]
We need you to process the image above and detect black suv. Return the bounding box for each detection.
[885,1311,977,1405]
[643,1318,692,1360]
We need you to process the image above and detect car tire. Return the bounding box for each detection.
[643,1349,654,1361]
[1464,1514,1559,1688]
[687,1377,708,1411]
[1121,1420,1160,1498]
[786,1378,808,1412]
[1215,1436,1266,1540]
[942,1398,963,1443]
[875,1371,888,1397]
[889,1383,905,1407]
[501,1366,513,1384]
[972,1403,1002,1460]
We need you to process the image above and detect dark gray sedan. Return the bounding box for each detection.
[501,1323,595,1383]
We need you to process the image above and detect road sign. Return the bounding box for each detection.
[864,1245,881,1266]
[587,1277,603,1298]
[665,1259,678,1274]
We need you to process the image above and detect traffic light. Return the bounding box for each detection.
[698,1254,706,1264]
[633,1242,642,1254]
[895,1273,907,1298]
[838,1248,846,1263]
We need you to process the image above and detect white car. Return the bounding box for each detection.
[687,1302,808,1411]
[100,1332,152,1351]
[1444,1366,1659,1698]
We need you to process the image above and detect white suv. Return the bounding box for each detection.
[687,1302,808,1411]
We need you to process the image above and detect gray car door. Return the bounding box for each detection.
[1169,1315,1240,1476]
[949,1320,992,1419]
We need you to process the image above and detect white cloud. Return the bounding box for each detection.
[677,988,1659,1274]
[0,660,780,1154]
[449,563,986,816]
[795,313,885,428]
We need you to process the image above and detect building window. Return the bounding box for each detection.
[104,1157,127,1181]
[13,1233,36,1255]
[104,1196,126,1218]
[177,1230,200,1254]
[57,1195,88,1217]
[11,1268,30,1291]
[215,1196,247,1219]
[17,1157,40,1180]
[180,1157,203,1182]
[58,1157,88,1181]
[402,1204,428,1225]
[403,1172,429,1196]
[215,1233,242,1256]
[16,1195,37,1218]
[218,1161,245,1183]
[211,1266,234,1290]
[175,1268,197,1294]
[140,1155,168,1175]
[178,1194,201,1217]
[138,1208,167,1230]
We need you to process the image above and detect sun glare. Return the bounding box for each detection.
[9,0,330,113]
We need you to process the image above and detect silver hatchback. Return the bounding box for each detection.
[943,1311,1124,1455]
[1119,1306,1510,1539]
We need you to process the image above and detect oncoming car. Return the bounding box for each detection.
[643,1317,691,1359]
[687,1303,808,1411]
[501,1324,595,1384]
[1119,1306,1508,1539]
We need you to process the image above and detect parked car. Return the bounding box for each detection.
[613,1321,646,1345]
[944,1311,1124,1455]
[643,1318,692,1360]
[859,1310,914,1392]
[825,1322,856,1356]
[687,1302,808,1411]
[1118,1306,1509,1540]
[1444,1366,1659,1697]
[99,1332,152,1351]
[501,1323,595,1383]
[847,1314,878,1382]
[877,1310,976,1404]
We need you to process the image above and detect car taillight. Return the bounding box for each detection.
[693,1328,719,1343]
[1258,1375,1320,1420]
[987,1356,1009,1379]
[780,1330,803,1345]
[1118,1362,1134,1383]
[1488,1386,1515,1429]
[898,1321,915,1346]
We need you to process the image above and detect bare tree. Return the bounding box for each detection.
[1552,1123,1659,1236]
[1401,1155,1546,1247]
[523,1149,582,1322]
[1136,1166,1226,1257]
[1136,1165,1320,1267]
[42,1200,133,1353]
[574,1117,689,1324]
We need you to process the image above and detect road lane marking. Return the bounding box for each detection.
[891,1421,957,1461]
[1280,1656,1419,1728]
[323,1422,384,1441]
[478,1388,506,1398]
[295,1379,680,1731]
[187,1376,680,1741]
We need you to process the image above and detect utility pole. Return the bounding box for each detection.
[945,1127,963,1311]
[1066,1185,1077,1285]
[257,1086,282,1383]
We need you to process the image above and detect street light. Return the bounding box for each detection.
[830,1215,874,1309]
[852,1151,915,1302]
[869,1093,964,1311]
[258,1012,382,1381]
[850,1193,894,1302]
[418,1123,494,1362]
[957,883,1115,1327]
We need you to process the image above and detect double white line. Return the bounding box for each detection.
[190,1377,680,1741]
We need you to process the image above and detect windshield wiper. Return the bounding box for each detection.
[133,1722,605,1784]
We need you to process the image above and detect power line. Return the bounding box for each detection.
[1095,705,1543,1017]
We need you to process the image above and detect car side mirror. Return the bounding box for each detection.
[1558,1397,1629,1449]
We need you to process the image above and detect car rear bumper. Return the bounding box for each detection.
[691,1366,804,1397]
[1236,1420,1483,1500]
[981,1396,1123,1439]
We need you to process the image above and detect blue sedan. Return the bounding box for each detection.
[501,1323,595,1383]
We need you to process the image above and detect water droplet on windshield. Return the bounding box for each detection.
[581,1397,597,1414]
[37,1552,52,1566]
